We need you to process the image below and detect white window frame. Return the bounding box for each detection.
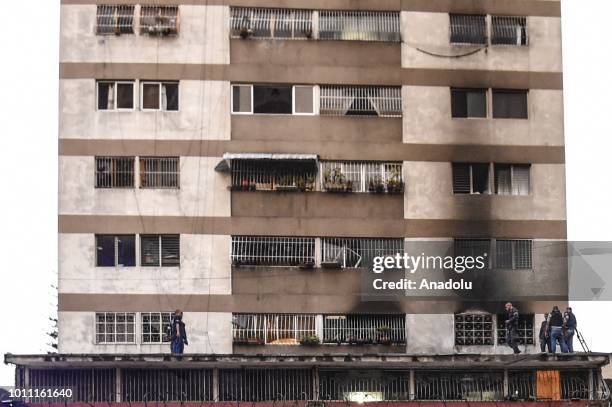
[94,312,137,345]
[231,84,254,115]
[140,81,179,112]
[232,84,318,116]
[97,80,136,111]
[140,311,173,344]
[292,85,316,116]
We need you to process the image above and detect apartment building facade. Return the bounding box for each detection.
[5,0,610,404]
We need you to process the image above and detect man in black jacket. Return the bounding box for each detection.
[548,306,568,353]
[504,302,521,354]
[170,309,188,354]
[564,307,577,352]
[539,313,551,352]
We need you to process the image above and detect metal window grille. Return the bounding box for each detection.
[320,86,402,117]
[231,8,313,39]
[454,313,494,346]
[96,5,135,35]
[453,239,491,269]
[230,159,317,191]
[220,369,313,401]
[95,312,136,344]
[25,369,116,403]
[320,161,403,193]
[95,156,135,188]
[321,237,404,268]
[323,315,406,344]
[232,313,316,345]
[140,157,179,188]
[319,11,400,42]
[450,14,487,45]
[319,370,410,401]
[509,371,536,400]
[122,369,214,402]
[561,370,591,400]
[415,371,504,400]
[141,234,180,267]
[140,6,179,36]
[231,236,315,266]
[491,16,528,46]
[495,239,533,269]
[497,314,534,346]
[141,312,173,343]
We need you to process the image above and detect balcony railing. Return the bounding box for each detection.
[230,158,317,192]
[320,86,402,117]
[415,371,505,401]
[320,161,403,193]
[139,5,179,36]
[232,314,317,345]
[321,237,404,268]
[323,315,406,345]
[320,370,410,401]
[231,236,315,267]
[449,14,487,45]
[96,5,135,35]
[231,7,313,40]
[319,11,400,42]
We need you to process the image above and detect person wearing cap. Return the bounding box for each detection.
[170,309,188,354]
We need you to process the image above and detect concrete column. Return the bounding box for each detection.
[115,367,122,402]
[503,370,509,399]
[588,369,594,400]
[23,367,29,403]
[312,367,320,400]
[213,368,219,402]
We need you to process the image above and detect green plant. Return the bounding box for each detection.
[368,176,385,193]
[386,169,404,194]
[299,334,320,346]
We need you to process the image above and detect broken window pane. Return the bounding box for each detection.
[451,89,487,118]
[232,85,252,113]
[142,83,160,110]
[492,89,528,119]
[294,86,314,114]
[116,83,134,109]
[253,85,292,114]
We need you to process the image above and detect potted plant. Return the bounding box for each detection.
[324,167,350,192]
[386,169,404,194]
[299,334,320,346]
[368,176,385,193]
[305,175,316,191]
[377,326,392,345]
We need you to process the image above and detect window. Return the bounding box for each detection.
[452,163,490,194]
[141,312,173,343]
[95,156,135,188]
[96,235,136,267]
[449,14,487,45]
[453,239,491,270]
[96,5,135,35]
[95,312,136,343]
[491,16,528,46]
[321,238,404,268]
[231,84,314,115]
[320,161,403,193]
[492,89,528,119]
[230,8,313,39]
[323,315,406,344]
[320,86,402,117]
[140,235,180,267]
[140,6,179,36]
[497,314,534,345]
[140,157,180,188]
[231,236,315,266]
[495,239,533,269]
[451,89,487,118]
[494,164,530,195]
[232,314,316,345]
[141,82,179,111]
[97,81,135,110]
[454,313,494,345]
[319,11,400,42]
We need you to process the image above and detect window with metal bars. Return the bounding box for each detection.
[220,369,313,401]
[96,5,135,35]
[24,369,116,403]
[321,238,404,268]
[319,11,401,42]
[96,235,136,267]
[232,314,317,345]
[95,312,136,344]
[122,368,214,402]
[141,312,172,343]
[140,157,180,188]
[494,164,530,195]
[495,239,533,269]
[231,236,315,266]
[454,313,494,346]
[230,159,317,192]
[491,16,528,46]
[230,7,313,39]
[560,370,592,400]
[453,239,491,270]
[493,89,529,119]
[320,161,403,193]
[140,235,180,267]
[449,14,487,45]
[97,81,135,110]
[140,82,179,111]
[95,156,135,188]
[319,370,410,401]
[415,371,504,400]
[323,315,406,344]
[497,314,534,345]
[320,86,402,117]
[140,6,179,36]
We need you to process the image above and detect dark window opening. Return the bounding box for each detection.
[451,88,487,118]
[492,89,528,119]
[452,163,490,194]
[253,85,293,114]
[96,235,135,267]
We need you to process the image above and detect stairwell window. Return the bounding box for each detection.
[451,88,487,118]
[491,16,528,46]
[97,81,135,110]
[141,82,179,111]
[96,235,136,267]
[231,84,315,115]
[141,312,173,343]
[95,312,136,344]
[452,163,491,194]
[96,5,135,35]
[95,157,135,188]
[449,14,487,45]
[494,164,530,195]
[140,235,180,267]
[492,89,528,119]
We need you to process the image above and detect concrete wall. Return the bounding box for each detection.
[58,233,231,295]
[59,156,230,217]
[60,5,230,64]
[59,79,231,140]
[404,162,566,221]
[402,13,562,73]
[58,311,232,354]
[403,86,564,146]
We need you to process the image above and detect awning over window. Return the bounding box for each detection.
[215,152,319,172]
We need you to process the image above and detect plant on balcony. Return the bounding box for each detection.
[323,167,352,193]
[275,175,299,192]
[376,325,393,345]
[368,176,385,193]
[386,169,404,194]
[299,334,321,346]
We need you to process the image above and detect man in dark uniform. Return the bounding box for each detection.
[170,309,188,354]
[539,313,551,352]
[548,306,568,353]
[563,307,577,352]
[504,302,521,354]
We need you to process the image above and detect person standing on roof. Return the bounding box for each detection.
[548,306,568,353]
[563,307,577,353]
[170,309,188,354]
[504,302,521,354]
